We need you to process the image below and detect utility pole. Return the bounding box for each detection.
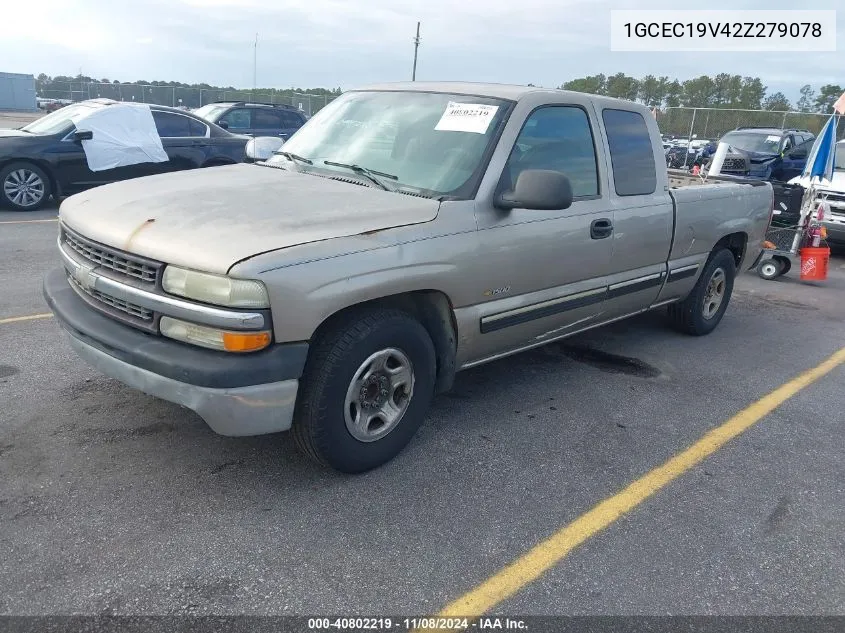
[412,22,421,81]
[253,33,258,101]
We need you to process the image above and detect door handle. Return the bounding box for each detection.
[590,218,613,239]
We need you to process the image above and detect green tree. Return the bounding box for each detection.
[560,74,607,95]
[814,84,844,113]
[738,77,766,109]
[763,92,791,111]
[605,72,639,101]
[680,75,715,107]
[664,80,682,108]
[637,74,663,106]
[796,84,815,112]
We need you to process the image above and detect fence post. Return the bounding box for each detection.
[172,87,176,107]
[781,111,788,130]
[683,108,697,168]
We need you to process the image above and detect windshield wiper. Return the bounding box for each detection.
[274,151,313,165]
[322,160,398,191]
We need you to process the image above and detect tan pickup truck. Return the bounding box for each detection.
[43,82,773,472]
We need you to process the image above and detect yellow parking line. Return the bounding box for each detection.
[0,313,54,325]
[0,218,58,225]
[434,347,845,620]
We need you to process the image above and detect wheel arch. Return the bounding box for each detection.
[309,290,458,394]
[0,158,60,199]
[712,231,747,268]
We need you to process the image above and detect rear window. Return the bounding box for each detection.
[602,109,656,196]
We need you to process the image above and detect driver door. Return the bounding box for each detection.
[468,104,613,362]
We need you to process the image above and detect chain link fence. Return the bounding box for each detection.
[655,106,840,141]
[37,82,338,116]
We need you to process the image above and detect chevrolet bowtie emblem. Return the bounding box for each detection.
[74,263,97,291]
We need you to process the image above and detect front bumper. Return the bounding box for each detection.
[43,267,308,436]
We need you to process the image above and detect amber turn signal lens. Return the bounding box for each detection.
[222,331,272,352]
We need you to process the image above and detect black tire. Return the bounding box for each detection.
[292,308,437,473]
[757,257,783,280]
[776,256,792,276]
[0,161,52,211]
[668,249,736,336]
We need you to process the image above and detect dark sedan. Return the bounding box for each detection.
[0,99,250,211]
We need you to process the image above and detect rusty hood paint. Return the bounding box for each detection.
[59,163,440,274]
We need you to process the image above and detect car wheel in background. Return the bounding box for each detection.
[0,162,51,211]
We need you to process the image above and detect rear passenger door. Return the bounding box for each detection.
[151,110,209,173]
[279,110,305,139]
[599,108,674,319]
[251,109,285,137]
[470,104,614,362]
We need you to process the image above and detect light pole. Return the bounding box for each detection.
[253,33,258,101]
[412,22,421,81]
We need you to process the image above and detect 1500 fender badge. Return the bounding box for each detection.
[484,286,511,297]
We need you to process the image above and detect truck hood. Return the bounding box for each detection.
[788,170,845,192]
[59,163,440,274]
[0,128,31,138]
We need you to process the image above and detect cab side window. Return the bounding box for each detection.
[602,108,656,196]
[503,106,599,198]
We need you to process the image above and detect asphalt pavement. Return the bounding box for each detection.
[1,202,844,619]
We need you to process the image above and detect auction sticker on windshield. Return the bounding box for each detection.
[435,102,499,134]
[766,135,780,142]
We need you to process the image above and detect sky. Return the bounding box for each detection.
[1,0,842,102]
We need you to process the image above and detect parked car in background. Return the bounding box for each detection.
[788,139,845,244]
[43,82,772,472]
[0,98,250,211]
[192,101,308,140]
[714,127,815,181]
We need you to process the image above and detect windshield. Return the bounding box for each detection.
[266,90,511,197]
[193,104,229,122]
[720,131,782,154]
[21,102,104,135]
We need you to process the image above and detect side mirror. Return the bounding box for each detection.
[73,130,93,141]
[496,169,573,211]
[217,120,229,130]
[245,136,285,162]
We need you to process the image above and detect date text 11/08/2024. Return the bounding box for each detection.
[306,617,528,630]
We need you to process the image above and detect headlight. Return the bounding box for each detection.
[160,316,271,353]
[162,266,269,308]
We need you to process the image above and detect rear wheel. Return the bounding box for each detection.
[292,308,436,473]
[668,249,736,336]
[1,162,51,211]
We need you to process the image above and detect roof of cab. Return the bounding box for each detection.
[350,81,646,110]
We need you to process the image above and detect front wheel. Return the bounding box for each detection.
[292,308,436,473]
[0,162,51,211]
[668,248,737,336]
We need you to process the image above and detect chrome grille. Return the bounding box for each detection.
[63,227,161,284]
[68,274,154,322]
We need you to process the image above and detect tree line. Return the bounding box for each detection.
[35,73,342,109]
[559,73,843,113]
